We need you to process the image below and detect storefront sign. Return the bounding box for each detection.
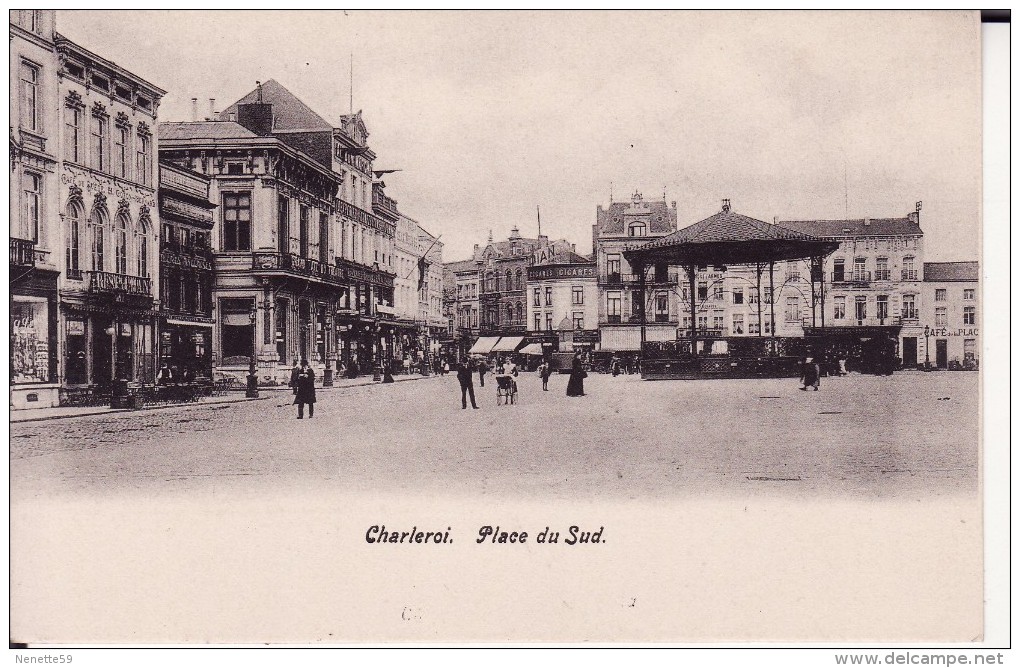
[927,327,978,338]
[573,330,601,343]
[527,265,596,280]
[67,320,86,336]
[120,323,133,337]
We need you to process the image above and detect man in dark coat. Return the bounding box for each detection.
[294,358,316,418]
[477,358,487,387]
[566,352,586,397]
[457,360,479,409]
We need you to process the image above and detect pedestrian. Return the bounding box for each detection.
[294,358,316,418]
[156,363,173,385]
[403,356,410,375]
[457,360,479,409]
[611,355,620,377]
[566,352,586,397]
[540,360,552,391]
[477,358,487,387]
[443,358,450,375]
[288,358,300,394]
[800,356,820,391]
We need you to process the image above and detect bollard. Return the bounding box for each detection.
[372,365,382,382]
[323,367,334,387]
[245,373,259,398]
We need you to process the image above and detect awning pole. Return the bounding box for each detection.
[638,261,647,349]
[688,264,697,359]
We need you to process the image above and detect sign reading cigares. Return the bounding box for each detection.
[527,265,596,280]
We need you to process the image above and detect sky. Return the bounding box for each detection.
[57,10,982,263]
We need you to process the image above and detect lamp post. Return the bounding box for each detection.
[923,324,931,372]
[246,305,259,397]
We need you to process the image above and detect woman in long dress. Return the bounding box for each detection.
[566,352,586,397]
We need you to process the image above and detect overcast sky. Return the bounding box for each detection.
[58,10,982,263]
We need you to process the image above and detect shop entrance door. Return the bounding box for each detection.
[935,339,948,369]
[92,317,114,389]
[901,337,917,368]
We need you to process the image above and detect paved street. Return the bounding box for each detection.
[10,370,979,501]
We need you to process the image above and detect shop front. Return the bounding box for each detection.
[159,319,213,380]
[11,288,59,409]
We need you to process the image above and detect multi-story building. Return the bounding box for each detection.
[445,258,481,360]
[781,206,925,365]
[10,10,61,408]
[161,81,399,382]
[477,227,573,339]
[157,161,216,378]
[393,212,421,357]
[526,251,598,353]
[417,226,446,358]
[921,261,979,370]
[593,192,679,353]
[55,30,165,399]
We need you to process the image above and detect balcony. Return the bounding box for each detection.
[677,327,729,338]
[832,271,871,284]
[901,269,919,281]
[85,270,152,297]
[253,251,344,285]
[603,272,679,285]
[10,237,35,268]
[161,241,214,271]
[819,316,902,328]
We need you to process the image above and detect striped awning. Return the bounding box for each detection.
[468,336,501,355]
[490,336,525,353]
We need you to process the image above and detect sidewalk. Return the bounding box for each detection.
[9,373,436,424]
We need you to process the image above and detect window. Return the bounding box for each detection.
[299,205,310,258]
[787,262,800,280]
[902,294,916,320]
[89,208,107,271]
[698,281,708,301]
[712,284,724,300]
[748,289,759,305]
[65,106,83,162]
[544,287,552,306]
[534,313,541,331]
[713,312,725,330]
[963,288,975,301]
[533,287,541,307]
[935,289,947,302]
[732,288,744,305]
[655,291,668,317]
[607,291,622,323]
[785,296,799,322]
[833,258,845,281]
[963,339,976,361]
[876,295,889,322]
[748,321,760,335]
[505,270,513,292]
[963,306,976,325]
[732,313,744,334]
[854,295,867,321]
[20,61,39,132]
[572,286,584,305]
[833,296,846,320]
[516,269,523,290]
[137,216,150,278]
[935,307,947,326]
[632,290,643,318]
[114,214,129,274]
[902,256,916,281]
[222,193,252,251]
[319,213,329,263]
[114,126,129,178]
[91,114,107,172]
[16,10,42,34]
[628,222,646,237]
[135,133,151,185]
[545,313,553,331]
[763,287,772,305]
[506,303,513,323]
[573,312,584,330]
[516,302,523,322]
[875,257,889,281]
[606,254,621,281]
[22,172,41,242]
[66,201,83,277]
[697,315,708,330]
[764,320,772,335]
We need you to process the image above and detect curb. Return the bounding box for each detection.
[9,375,437,425]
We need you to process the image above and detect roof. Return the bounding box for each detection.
[220,79,333,131]
[923,261,979,282]
[597,197,676,236]
[445,259,480,274]
[624,206,840,266]
[780,216,922,238]
[158,121,259,141]
[535,250,592,266]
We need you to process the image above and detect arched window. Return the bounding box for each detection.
[516,268,523,290]
[494,272,500,292]
[89,207,108,272]
[66,200,83,278]
[629,222,647,237]
[505,270,513,291]
[136,214,150,278]
[506,303,513,323]
[114,212,129,274]
[516,302,523,322]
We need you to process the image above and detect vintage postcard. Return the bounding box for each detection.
[9,9,990,647]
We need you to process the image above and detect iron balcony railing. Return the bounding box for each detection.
[901,269,919,281]
[10,237,35,267]
[253,251,344,285]
[832,271,871,283]
[820,315,903,327]
[603,272,679,285]
[85,270,153,296]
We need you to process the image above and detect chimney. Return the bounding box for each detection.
[908,211,919,226]
[721,198,731,213]
[864,218,871,227]
[191,97,198,122]
[208,98,216,121]
[236,82,274,136]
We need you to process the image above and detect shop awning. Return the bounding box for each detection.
[468,336,501,355]
[519,343,545,355]
[490,336,525,353]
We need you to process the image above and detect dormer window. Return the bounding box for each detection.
[628,222,647,237]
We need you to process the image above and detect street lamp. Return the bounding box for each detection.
[246,305,260,397]
[923,324,931,371]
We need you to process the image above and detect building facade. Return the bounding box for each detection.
[157,161,216,379]
[55,31,165,400]
[10,10,61,408]
[526,251,599,353]
[921,261,979,370]
[417,226,447,359]
[593,192,679,353]
[445,258,481,360]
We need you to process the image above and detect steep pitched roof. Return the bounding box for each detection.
[158,121,259,141]
[779,217,922,238]
[445,259,480,274]
[597,197,676,235]
[220,79,333,132]
[535,250,593,266]
[923,261,979,282]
